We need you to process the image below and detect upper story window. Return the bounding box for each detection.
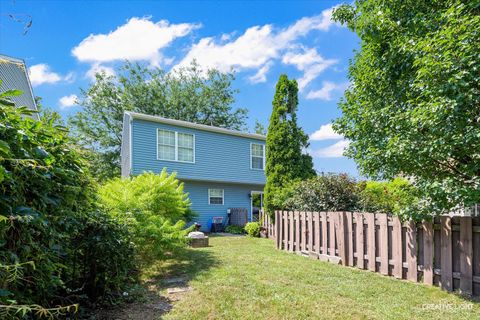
[157,129,195,163]
[209,188,224,205]
[251,143,265,170]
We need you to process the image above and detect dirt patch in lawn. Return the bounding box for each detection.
[93,277,192,320]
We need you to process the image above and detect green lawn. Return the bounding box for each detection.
[145,236,479,320]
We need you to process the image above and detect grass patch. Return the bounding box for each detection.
[149,236,479,319]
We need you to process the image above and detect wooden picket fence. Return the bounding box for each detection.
[260,210,479,296]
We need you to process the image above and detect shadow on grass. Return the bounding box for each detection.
[142,246,219,289]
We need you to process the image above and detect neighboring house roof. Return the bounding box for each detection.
[125,111,266,141]
[0,54,39,119]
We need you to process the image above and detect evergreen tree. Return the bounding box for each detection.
[264,74,315,216]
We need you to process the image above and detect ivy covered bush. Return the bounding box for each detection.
[279,173,420,219]
[282,174,360,212]
[0,88,135,316]
[358,178,420,220]
[98,170,195,261]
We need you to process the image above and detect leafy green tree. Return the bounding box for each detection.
[332,1,480,214]
[254,119,267,135]
[264,75,315,216]
[0,86,135,313]
[70,61,248,181]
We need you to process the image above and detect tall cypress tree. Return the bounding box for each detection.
[264,74,315,216]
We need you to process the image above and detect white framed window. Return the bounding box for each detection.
[250,143,265,170]
[209,188,224,205]
[157,129,195,163]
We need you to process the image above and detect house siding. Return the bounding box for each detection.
[0,55,39,120]
[131,119,266,185]
[183,180,261,231]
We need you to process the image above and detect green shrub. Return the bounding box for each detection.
[358,178,419,219]
[225,225,245,234]
[282,174,360,212]
[244,222,261,237]
[0,87,135,313]
[99,170,194,260]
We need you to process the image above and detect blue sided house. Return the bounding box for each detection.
[121,111,266,232]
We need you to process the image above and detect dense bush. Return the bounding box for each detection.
[244,222,261,237]
[225,225,245,234]
[98,171,194,260]
[358,178,419,219]
[282,174,360,212]
[0,88,135,316]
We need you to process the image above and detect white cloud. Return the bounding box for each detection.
[248,61,273,83]
[85,63,116,81]
[175,7,338,82]
[310,123,343,141]
[58,94,78,109]
[282,49,337,90]
[72,17,200,66]
[312,139,349,158]
[306,81,348,100]
[28,64,62,86]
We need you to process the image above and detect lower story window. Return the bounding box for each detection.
[209,188,224,205]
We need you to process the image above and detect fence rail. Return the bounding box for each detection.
[260,210,479,296]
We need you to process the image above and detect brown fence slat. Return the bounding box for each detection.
[321,212,328,255]
[378,214,389,275]
[335,212,347,265]
[441,216,453,291]
[314,212,320,254]
[422,220,434,285]
[295,211,300,253]
[275,211,281,249]
[288,211,294,252]
[406,220,417,281]
[346,212,354,267]
[355,213,364,269]
[283,211,288,251]
[329,212,336,257]
[308,212,313,252]
[392,216,403,279]
[366,213,376,271]
[459,217,473,295]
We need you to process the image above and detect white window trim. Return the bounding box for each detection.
[208,188,224,205]
[156,128,195,164]
[250,142,265,170]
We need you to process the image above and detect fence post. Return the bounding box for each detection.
[392,216,403,279]
[336,212,347,265]
[440,216,453,291]
[378,214,389,275]
[321,212,328,255]
[329,212,336,257]
[308,212,313,252]
[406,220,417,282]
[314,212,320,254]
[366,213,376,271]
[355,212,364,269]
[422,220,434,285]
[295,211,300,253]
[275,211,281,250]
[459,217,473,295]
[289,211,294,252]
[345,212,354,267]
[283,211,288,251]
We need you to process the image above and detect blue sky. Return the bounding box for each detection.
[0,0,360,176]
